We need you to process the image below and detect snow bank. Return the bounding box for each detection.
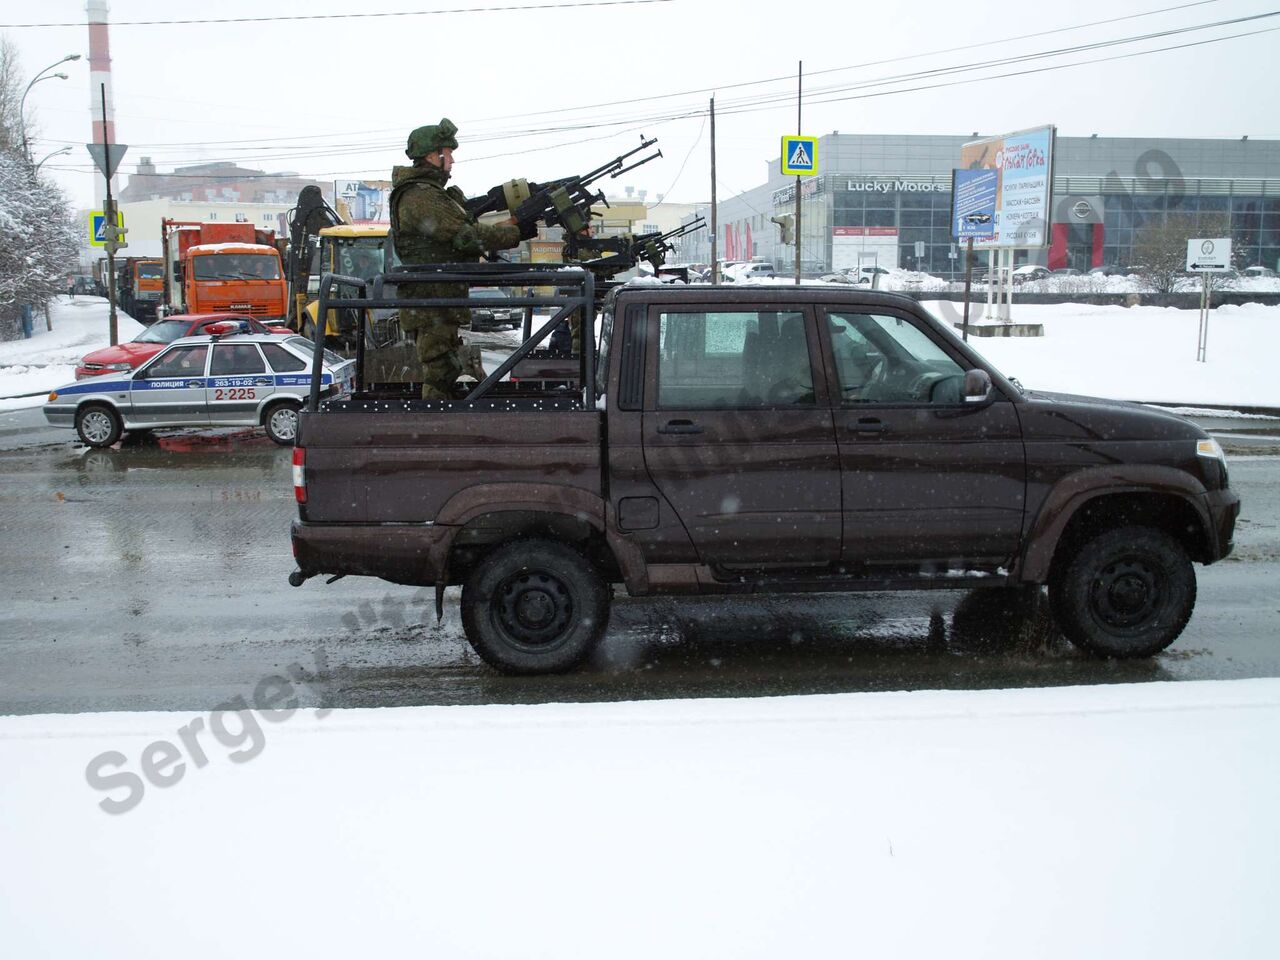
[1,679,1276,958]
[0,297,143,406]
[924,300,1279,407]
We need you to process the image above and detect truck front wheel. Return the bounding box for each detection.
[1050,526,1196,658]
[461,539,610,675]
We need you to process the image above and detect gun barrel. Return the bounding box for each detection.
[612,151,661,180]
[580,136,659,185]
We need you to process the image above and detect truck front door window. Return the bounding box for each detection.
[829,312,966,405]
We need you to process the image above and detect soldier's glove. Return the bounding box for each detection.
[516,217,539,241]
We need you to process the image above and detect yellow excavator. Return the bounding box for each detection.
[285,186,396,346]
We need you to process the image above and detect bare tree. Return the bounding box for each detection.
[0,35,24,155]
[1132,212,1232,294]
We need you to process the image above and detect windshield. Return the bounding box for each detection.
[137,263,163,280]
[286,335,345,368]
[470,288,508,299]
[133,319,192,344]
[326,237,387,282]
[192,253,280,281]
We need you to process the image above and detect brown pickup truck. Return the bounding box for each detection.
[290,267,1240,674]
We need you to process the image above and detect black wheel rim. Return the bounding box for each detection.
[493,570,574,652]
[1089,557,1161,631]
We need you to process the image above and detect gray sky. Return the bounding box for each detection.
[6,0,1279,211]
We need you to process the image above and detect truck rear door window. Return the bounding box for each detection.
[657,310,813,408]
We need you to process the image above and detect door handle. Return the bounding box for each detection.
[847,417,886,435]
[254,378,271,386]
[658,419,704,435]
[186,380,203,389]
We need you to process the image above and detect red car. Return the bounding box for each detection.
[75,313,292,380]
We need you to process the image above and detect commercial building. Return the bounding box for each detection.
[683,133,1280,276]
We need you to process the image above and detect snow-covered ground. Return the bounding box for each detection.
[1,679,1276,957]
[0,297,143,410]
[923,300,1277,407]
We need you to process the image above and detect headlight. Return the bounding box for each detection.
[105,362,133,372]
[1196,437,1226,463]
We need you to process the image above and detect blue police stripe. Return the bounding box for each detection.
[53,373,332,396]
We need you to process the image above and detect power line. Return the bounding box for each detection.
[0,0,675,28]
[19,0,1233,151]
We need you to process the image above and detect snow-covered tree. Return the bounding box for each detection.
[0,37,81,340]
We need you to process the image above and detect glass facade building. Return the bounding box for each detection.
[690,135,1280,277]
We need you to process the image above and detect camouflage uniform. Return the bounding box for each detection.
[390,120,521,400]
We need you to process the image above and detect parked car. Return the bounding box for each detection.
[727,261,777,281]
[68,276,97,296]
[1089,265,1122,276]
[75,313,292,380]
[1051,267,1083,276]
[846,266,890,284]
[47,325,356,447]
[467,287,522,331]
[1012,265,1051,284]
[1242,265,1277,279]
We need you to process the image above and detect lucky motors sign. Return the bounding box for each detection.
[959,125,1055,248]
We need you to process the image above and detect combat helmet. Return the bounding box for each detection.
[406,118,459,159]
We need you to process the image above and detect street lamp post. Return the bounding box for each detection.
[33,146,73,174]
[19,54,82,163]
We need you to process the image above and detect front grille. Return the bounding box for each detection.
[211,302,269,315]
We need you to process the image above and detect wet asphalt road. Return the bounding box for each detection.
[0,413,1277,716]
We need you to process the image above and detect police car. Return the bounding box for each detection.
[43,323,355,448]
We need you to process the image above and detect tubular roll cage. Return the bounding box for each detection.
[307,263,597,413]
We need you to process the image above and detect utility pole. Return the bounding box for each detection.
[100,84,120,346]
[794,61,802,285]
[710,96,719,285]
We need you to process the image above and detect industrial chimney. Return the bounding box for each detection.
[86,0,116,207]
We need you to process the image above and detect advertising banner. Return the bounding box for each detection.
[951,169,997,239]
[958,126,1055,248]
[334,180,391,223]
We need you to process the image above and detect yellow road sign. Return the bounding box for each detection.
[781,135,818,176]
[88,209,123,247]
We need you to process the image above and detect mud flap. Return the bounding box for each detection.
[435,580,445,622]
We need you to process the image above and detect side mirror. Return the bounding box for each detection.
[962,368,993,403]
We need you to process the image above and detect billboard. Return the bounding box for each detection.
[832,226,898,272]
[951,169,997,240]
[334,180,391,223]
[958,126,1055,248]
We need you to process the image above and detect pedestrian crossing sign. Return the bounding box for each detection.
[88,209,123,247]
[781,135,818,176]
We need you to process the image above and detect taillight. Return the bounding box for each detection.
[292,446,306,504]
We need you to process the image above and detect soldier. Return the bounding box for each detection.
[389,118,526,400]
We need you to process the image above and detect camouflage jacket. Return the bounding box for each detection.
[389,164,521,265]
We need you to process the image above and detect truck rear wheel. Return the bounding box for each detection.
[1050,526,1196,658]
[461,539,610,675]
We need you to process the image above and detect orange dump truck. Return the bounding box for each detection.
[115,257,165,321]
[161,219,287,320]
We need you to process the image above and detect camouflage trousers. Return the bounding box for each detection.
[398,280,474,400]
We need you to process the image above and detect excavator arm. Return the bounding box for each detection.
[285,185,345,331]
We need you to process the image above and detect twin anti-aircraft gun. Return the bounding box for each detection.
[461,135,705,278]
